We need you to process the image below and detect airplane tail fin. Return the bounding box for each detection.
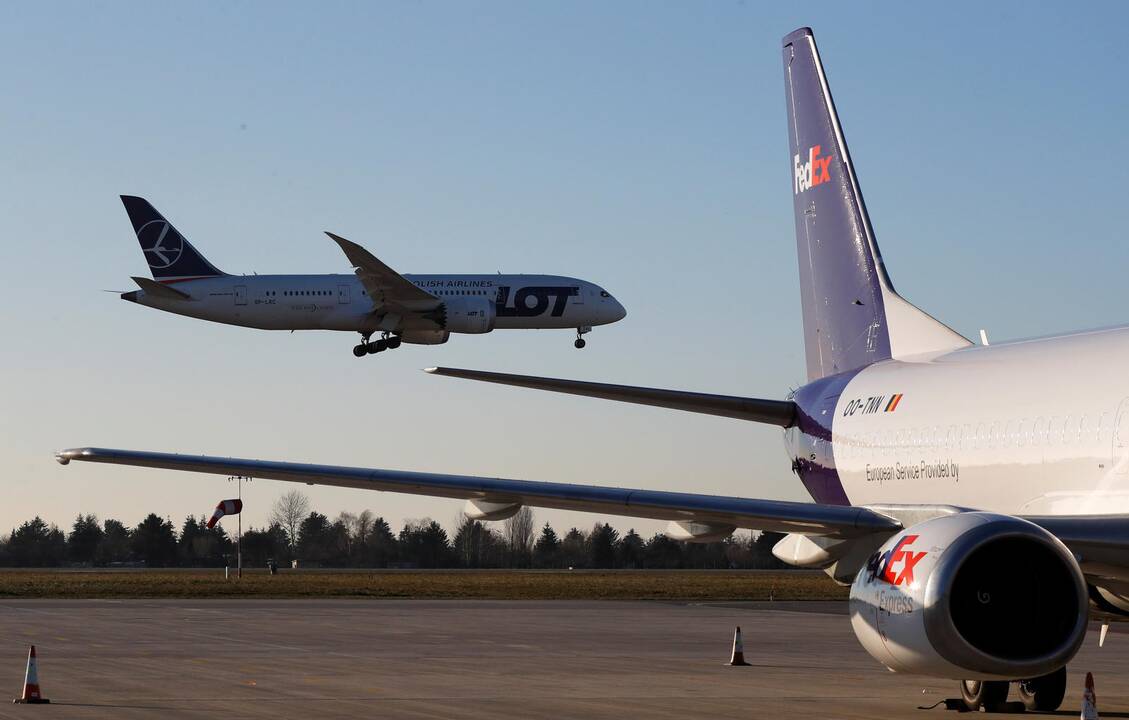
[120,196,225,281]
[782,28,969,381]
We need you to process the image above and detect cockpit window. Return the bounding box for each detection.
[599,290,610,298]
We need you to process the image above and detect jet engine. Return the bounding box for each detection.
[849,512,1086,680]
[399,330,450,345]
[438,296,496,334]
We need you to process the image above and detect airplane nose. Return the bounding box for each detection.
[608,299,627,322]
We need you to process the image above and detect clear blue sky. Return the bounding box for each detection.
[5,2,1129,539]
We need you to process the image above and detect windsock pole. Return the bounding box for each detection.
[12,645,49,704]
[726,626,751,666]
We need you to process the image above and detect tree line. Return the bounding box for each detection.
[0,490,790,570]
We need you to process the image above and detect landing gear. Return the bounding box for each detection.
[353,332,402,357]
[574,326,591,349]
[353,333,372,358]
[959,679,1009,712]
[1018,667,1066,711]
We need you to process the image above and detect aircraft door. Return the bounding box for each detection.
[1113,398,1129,474]
[337,284,350,304]
[234,285,247,306]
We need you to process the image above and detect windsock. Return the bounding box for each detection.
[1081,671,1098,720]
[207,499,243,529]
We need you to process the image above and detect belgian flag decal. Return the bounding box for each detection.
[884,393,904,412]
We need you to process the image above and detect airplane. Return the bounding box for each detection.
[58,27,1129,712]
[116,195,627,356]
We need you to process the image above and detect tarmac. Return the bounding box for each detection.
[0,599,1125,719]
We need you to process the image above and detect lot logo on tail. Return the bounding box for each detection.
[793,144,834,195]
[136,220,183,269]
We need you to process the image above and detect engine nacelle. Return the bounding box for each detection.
[439,296,496,334]
[463,499,521,521]
[399,330,450,345]
[849,512,1087,680]
[664,521,735,543]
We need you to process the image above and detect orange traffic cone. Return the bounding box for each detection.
[12,645,49,704]
[726,626,751,666]
[1081,671,1098,720]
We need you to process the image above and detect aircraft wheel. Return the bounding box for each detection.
[387,337,402,349]
[574,338,586,349]
[353,345,368,358]
[367,339,388,353]
[1018,667,1066,711]
[960,679,1009,711]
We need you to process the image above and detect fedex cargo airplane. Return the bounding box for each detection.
[59,28,1129,712]
[116,196,627,355]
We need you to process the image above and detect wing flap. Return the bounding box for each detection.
[55,447,897,537]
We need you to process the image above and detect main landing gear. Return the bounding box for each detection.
[574,326,591,349]
[957,667,1066,712]
[353,332,403,357]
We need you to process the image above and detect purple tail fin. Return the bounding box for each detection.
[782,28,969,381]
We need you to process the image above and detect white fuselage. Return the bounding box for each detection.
[126,273,626,334]
[804,325,1129,517]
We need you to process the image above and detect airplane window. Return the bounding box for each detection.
[600,290,610,298]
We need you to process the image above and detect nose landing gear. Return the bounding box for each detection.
[574,326,591,349]
[353,332,402,357]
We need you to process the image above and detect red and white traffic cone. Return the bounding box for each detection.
[726,626,751,666]
[12,645,49,704]
[1081,671,1098,720]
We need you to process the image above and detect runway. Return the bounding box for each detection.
[0,599,1124,719]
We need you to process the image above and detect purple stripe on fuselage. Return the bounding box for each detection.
[787,368,862,505]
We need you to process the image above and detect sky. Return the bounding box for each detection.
[4,1,1129,541]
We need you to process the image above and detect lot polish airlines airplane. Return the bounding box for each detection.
[59,28,1129,712]
[116,196,627,356]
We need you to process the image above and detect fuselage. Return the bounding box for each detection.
[786,324,1129,517]
[123,273,626,334]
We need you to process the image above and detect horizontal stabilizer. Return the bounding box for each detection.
[425,367,796,427]
[55,447,900,537]
[130,276,190,300]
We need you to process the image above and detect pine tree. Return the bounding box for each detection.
[532,523,561,568]
[68,514,103,565]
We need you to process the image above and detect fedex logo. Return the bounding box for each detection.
[865,534,927,587]
[793,144,833,195]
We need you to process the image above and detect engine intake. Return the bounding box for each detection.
[849,512,1087,680]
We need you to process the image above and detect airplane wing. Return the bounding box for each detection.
[425,367,796,426]
[1024,515,1129,583]
[54,447,900,539]
[325,232,439,311]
